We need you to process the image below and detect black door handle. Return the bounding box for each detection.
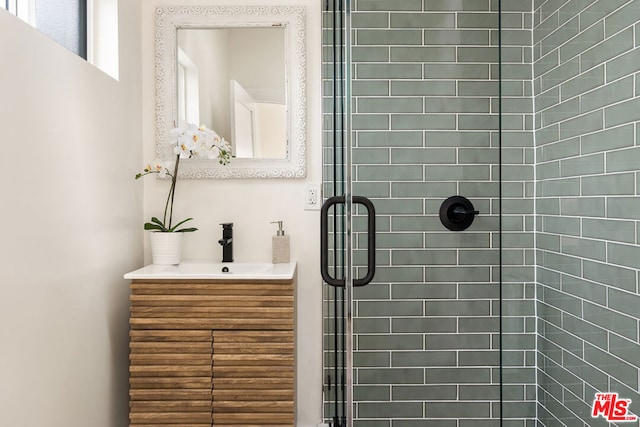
[320,195,376,287]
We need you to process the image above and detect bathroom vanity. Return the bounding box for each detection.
[124,262,297,426]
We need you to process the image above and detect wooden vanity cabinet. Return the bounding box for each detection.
[129,279,295,426]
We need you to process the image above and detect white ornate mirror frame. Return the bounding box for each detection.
[155,5,307,178]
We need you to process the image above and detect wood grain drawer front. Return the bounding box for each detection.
[129,279,295,426]
[213,331,294,425]
[129,330,213,426]
[130,281,294,331]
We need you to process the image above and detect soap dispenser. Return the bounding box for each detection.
[270,221,290,264]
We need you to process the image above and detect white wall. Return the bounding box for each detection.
[141,1,323,425]
[0,1,142,426]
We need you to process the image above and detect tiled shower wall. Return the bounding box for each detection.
[323,0,536,425]
[533,0,640,425]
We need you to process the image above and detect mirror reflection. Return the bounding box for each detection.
[176,27,287,159]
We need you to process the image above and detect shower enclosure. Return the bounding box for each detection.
[321,0,640,426]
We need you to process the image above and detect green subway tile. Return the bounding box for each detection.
[392,350,457,367]
[353,182,391,198]
[609,288,640,318]
[604,2,640,37]
[394,282,458,299]
[584,343,638,389]
[394,420,455,427]
[357,29,422,45]
[357,165,422,181]
[390,46,456,62]
[392,249,457,265]
[393,318,457,334]
[607,242,640,269]
[392,216,445,232]
[352,114,390,130]
[424,232,491,249]
[559,197,605,217]
[390,12,455,28]
[353,46,390,62]
[541,98,580,127]
[495,29,531,47]
[534,10,559,44]
[582,27,634,72]
[609,334,640,368]
[493,63,533,80]
[354,317,391,334]
[536,125,560,146]
[561,274,607,305]
[583,259,636,292]
[424,29,490,45]
[560,21,604,63]
[607,47,640,83]
[541,17,579,57]
[424,0,490,11]
[584,302,637,341]
[544,216,581,237]
[537,161,560,180]
[358,368,424,384]
[391,148,456,164]
[370,232,422,249]
[458,182,500,197]
[358,97,423,114]
[353,80,390,96]
[426,97,490,113]
[459,317,499,333]
[357,131,422,147]
[391,80,456,96]
[537,233,561,251]
[607,196,640,220]
[540,177,580,197]
[560,66,604,101]
[352,148,390,164]
[424,64,490,79]
[559,110,603,139]
[351,12,390,29]
[458,12,498,28]
[374,266,424,282]
[537,198,561,215]
[358,402,423,419]
[460,384,500,400]
[605,96,640,128]
[540,57,580,92]
[501,132,535,148]
[358,332,424,350]
[354,352,390,368]
[423,402,490,418]
[541,251,582,277]
[392,114,457,130]
[495,98,534,114]
[425,165,490,181]
[354,385,390,402]
[560,153,604,177]
[391,182,457,197]
[458,114,499,130]
[357,0,422,11]
[458,148,499,164]
[357,64,423,79]
[583,218,635,244]
[426,266,491,282]
[582,76,633,114]
[458,81,499,96]
[580,0,632,31]
[392,385,457,401]
[582,173,635,196]
[561,235,606,261]
[581,124,634,154]
[367,199,423,214]
[426,131,491,147]
[425,335,492,350]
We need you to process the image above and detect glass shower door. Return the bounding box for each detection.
[322,0,506,425]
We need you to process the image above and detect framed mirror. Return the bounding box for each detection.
[155,6,306,178]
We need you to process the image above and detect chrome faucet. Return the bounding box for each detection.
[218,223,234,262]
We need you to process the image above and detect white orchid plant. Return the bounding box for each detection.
[136,124,231,232]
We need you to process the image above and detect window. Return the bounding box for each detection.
[2,0,87,59]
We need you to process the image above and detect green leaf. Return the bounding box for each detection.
[168,217,194,232]
[150,217,165,227]
[144,223,166,231]
[176,227,198,233]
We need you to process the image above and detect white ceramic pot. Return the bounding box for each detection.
[149,232,183,265]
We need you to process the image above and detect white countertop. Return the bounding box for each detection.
[124,261,297,280]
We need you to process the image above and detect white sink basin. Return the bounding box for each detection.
[124,261,296,280]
